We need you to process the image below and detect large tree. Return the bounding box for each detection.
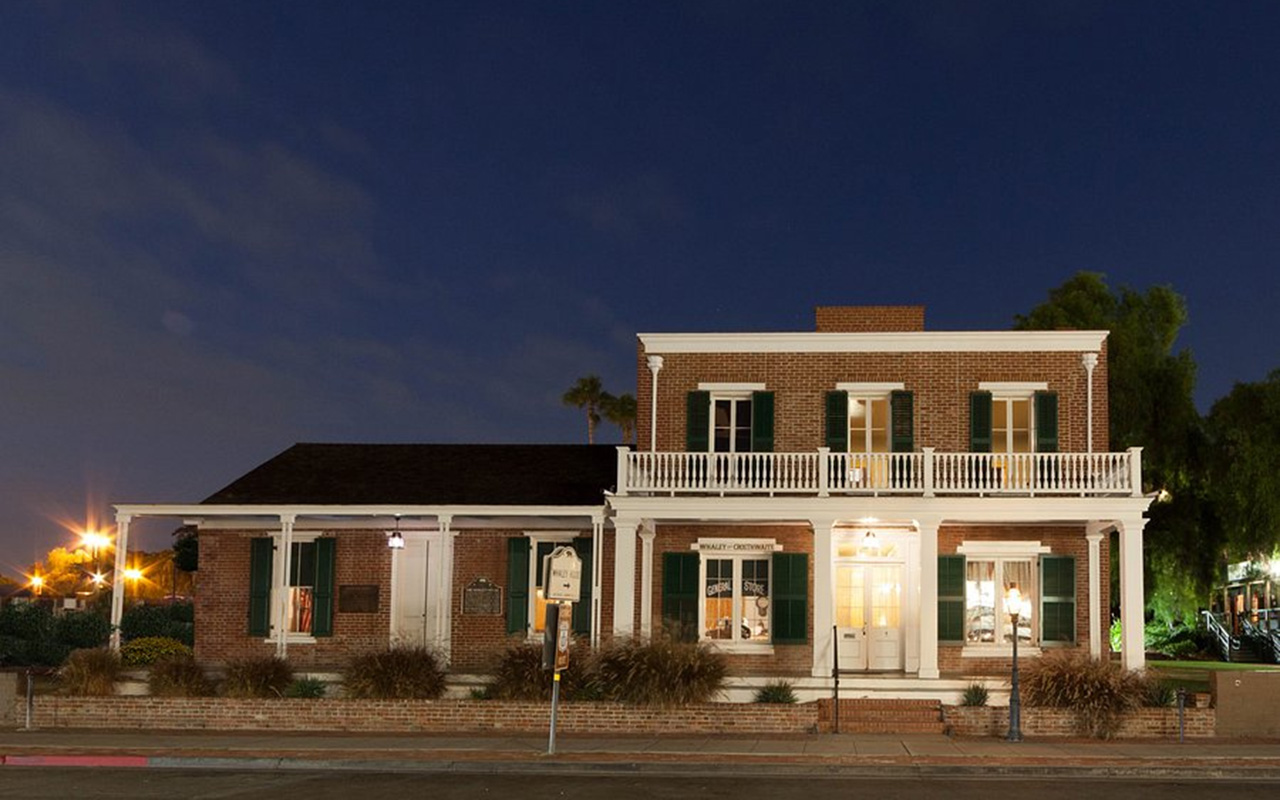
[1016,272,1215,619]
[562,375,607,444]
[1206,369,1280,561]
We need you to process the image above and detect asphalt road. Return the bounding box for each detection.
[4,769,1280,799]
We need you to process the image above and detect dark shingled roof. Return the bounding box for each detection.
[201,444,620,507]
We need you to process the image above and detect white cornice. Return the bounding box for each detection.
[114,503,607,523]
[638,331,1108,354]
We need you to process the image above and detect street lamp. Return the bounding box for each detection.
[1005,583,1024,742]
[29,575,44,597]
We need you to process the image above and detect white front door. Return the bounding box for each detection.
[391,533,437,648]
[835,562,903,671]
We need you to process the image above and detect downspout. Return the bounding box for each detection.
[647,355,663,452]
[1082,352,1099,454]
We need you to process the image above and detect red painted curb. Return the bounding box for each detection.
[2,755,151,768]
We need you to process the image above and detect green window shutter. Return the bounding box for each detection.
[571,537,593,635]
[772,552,808,644]
[662,552,699,642]
[751,390,775,453]
[969,391,993,452]
[890,390,914,452]
[937,555,965,642]
[824,391,848,450]
[248,537,273,637]
[686,391,710,452]
[506,537,530,635]
[1035,391,1059,453]
[311,537,336,637]
[1040,555,1076,643]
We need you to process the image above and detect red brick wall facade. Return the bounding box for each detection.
[936,524,1109,676]
[195,530,391,670]
[814,305,926,332]
[637,343,1109,456]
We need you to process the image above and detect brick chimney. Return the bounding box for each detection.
[814,305,926,333]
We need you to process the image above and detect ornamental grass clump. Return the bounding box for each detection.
[486,641,599,701]
[120,636,193,667]
[754,680,798,704]
[960,682,990,707]
[148,655,214,697]
[58,648,121,696]
[1021,650,1149,738]
[593,634,727,706]
[342,646,446,699]
[222,656,293,698]
[285,676,328,699]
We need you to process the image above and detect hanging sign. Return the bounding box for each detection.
[543,546,583,602]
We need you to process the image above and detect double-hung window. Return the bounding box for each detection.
[248,533,335,640]
[963,557,1034,645]
[703,554,771,643]
[713,396,753,453]
[505,533,593,638]
[949,541,1056,651]
[685,385,774,454]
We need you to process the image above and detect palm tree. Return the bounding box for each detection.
[603,392,637,445]
[563,375,607,444]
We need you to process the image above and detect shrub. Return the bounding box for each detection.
[593,635,727,706]
[120,636,193,667]
[1143,679,1177,708]
[149,656,214,697]
[960,682,989,707]
[223,656,293,698]
[0,603,54,641]
[754,680,798,704]
[285,677,328,699]
[343,647,447,700]
[1021,650,1149,737]
[120,603,194,646]
[55,610,112,650]
[58,648,121,696]
[486,642,598,701]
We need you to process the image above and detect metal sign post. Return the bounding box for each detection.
[547,601,573,755]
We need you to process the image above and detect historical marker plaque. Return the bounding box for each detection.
[463,578,502,615]
[338,585,379,613]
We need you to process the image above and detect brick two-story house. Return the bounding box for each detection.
[111,306,1152,697]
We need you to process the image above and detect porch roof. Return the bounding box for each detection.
[200,443,620,507]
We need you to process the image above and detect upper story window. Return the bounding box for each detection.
[686,385,774,453]
[971,384,1059,453]
[849,396,890,453]
[824,384,913,453]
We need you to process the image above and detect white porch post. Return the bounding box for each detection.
[436,514,454,660]
[612,519,638,637]
[1118,515,1147,670]
[1086,523,1107,659]
[639,525,656,639]
[108,513,132,651]
[916,516,941,679]
[1082,352,1099,454]
[276,514,296,659]
[591,515,604,647]
[809,517,836,678]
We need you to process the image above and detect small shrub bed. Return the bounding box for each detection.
[343,647,446,700]
[285,677,327,699]
[149,656,214,697]
[960,682,989,707]
[593,635,727,706]
[120,636,193,667]
[486,641,598,701]
[58,648,121,696]
[222,656,293,698]
[754,680,798,704]
[1022,650,1155,737]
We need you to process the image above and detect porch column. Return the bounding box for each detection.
[916,516,941,679]
[276,514,296,659]
[809,517,836,678]
[436,514,454,661]
[591,515,604,647]
[612,519,638,637]
[639,525,656,639]
[647,355,663,452]
[1117,515,1147,670]
[108,513,132,651]
[1086,523,1107,659]
[1082,352,1099,454]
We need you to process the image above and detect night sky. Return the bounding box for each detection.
[2,2,1278,567]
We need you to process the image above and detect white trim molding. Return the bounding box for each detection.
[640,330,1108,354]
[697,382,767,392]
[835,382,905,393]
[978,382,1050,393]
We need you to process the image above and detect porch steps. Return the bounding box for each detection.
[817,698,946,734]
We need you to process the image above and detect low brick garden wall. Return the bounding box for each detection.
[18,696,1217,738]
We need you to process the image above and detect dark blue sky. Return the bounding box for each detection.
[2,2,1277,564]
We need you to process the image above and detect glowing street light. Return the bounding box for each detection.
[1005,583,1025,743]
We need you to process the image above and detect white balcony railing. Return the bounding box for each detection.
[617,446,1143,498]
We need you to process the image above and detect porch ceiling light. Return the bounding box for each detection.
[387,515,405,550]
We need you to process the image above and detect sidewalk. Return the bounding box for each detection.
[4,728,1280,778]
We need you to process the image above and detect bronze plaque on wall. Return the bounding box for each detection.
[338,585,379,613]
[463,578,502,615]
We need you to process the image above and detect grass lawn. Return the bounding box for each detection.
[1147,659,1280,692]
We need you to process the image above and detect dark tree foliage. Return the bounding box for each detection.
[1206,369,1280,560]
[172,525,198,572]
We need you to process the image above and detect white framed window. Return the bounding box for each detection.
[524,532,575,637]
[957,541,1049,651]
[694,539,777,647]
[711,394,753,453]
[979,382,1046,454]
[836,383,903,455]
[270,532,321,641]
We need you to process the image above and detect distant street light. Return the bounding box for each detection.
[30,575,45,596]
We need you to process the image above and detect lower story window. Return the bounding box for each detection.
[964,558,1033,645]
[286,541,317,635]
[703,556,770,643]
